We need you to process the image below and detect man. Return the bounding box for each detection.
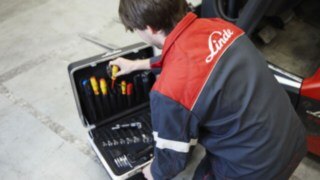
[110,0,307,179]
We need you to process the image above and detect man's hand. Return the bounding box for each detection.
[109,57,151,77]
[142,162,154,180]
[109,57,138,77]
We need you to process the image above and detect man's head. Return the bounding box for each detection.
[119,0,188,48]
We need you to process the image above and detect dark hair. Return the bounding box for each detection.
[119,0,188,35]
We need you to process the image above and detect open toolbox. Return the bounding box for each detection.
[68,42,156,179]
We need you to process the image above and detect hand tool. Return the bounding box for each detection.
[127,120,141,143]
[121,81,127,95]
[115,155,132,169]
[124,155,133,168]
[111,65,119,89]
[99,128,113,147]
[106,129,119,146]
[116,85,124,112]
[109,89,118,114]
[141,72,152,100]
[127,128,140,144]
[99,78,112,115]
[113,129,126,145]
[119,156,126,168]
[114,159,121,168]
[103,130,114,147]
[81,79,98,122]
[108,149,123,168]
[121,80,128,108]
[119,129,133,145]
[140,114,152,132]
[137,126,152,143]
[127,145,154,163]
[116,157,123,168]
[90,76,100,95]
[111,122,142,130]
[133,74,143,103]
[111,124,121,130]
[102,141,108,147]
[115,156,124,168]
[90,76,104,119]
[127,83,134,107]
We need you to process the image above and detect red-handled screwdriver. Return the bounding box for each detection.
[127,83,133,107]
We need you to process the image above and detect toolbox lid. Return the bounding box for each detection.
[68,42,155,127]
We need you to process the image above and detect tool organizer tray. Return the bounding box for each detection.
[68,42,156,180]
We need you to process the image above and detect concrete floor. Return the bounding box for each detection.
[0,0,319,180]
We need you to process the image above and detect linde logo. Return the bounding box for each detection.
[205,29,234,63]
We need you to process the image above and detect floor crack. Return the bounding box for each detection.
[0,84,98,162]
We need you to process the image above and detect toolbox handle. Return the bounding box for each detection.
[79,33,119,52]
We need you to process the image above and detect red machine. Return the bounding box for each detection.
[269,64,320,156]
[300,68,320,156]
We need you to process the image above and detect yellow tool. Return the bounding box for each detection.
[90,76,100,95]
[111,65,119,89]
[100,78,108,95]
[121,81,127,95]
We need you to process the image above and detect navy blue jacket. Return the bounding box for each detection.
[149,13,306,180]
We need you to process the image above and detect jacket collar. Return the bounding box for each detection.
[152,12,197,68]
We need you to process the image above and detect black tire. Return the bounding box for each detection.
[201,0,238,21]
[201,0,273,35]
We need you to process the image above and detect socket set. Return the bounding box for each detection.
[93,111,154,175]
[68,43,156,180]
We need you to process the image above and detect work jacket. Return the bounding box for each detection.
[149,12,306,180]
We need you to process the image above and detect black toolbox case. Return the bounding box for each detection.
[68,42,156,180]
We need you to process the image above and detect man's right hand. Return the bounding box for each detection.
[109,57,151,77]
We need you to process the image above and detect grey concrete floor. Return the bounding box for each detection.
[0,0,319,180]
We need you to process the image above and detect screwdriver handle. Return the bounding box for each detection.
[90,76,100,95]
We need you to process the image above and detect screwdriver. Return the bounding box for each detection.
[133,74,143,103]
[141,114,153,132]
[81,79,97,122]
[99,78,112,115]
[127,145,153,163]
[121,80,128,108]
[109,88,118,114]
[116,85,124,110]
[141,72,152,100]
[100,78,108,95]
[111,65,119,89]
[128,128,140,144]
[90,76,99,95]
[106,129,119,146]
[89,76,104,119]
[121,81,127,95]
[127,83,134,107]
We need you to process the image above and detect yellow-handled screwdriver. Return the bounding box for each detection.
[121,80,127,95]
[111,65,119,89]
[90,76,100,95]
[99,78,112,115]
[89,76,104,119]
[100,78,108,95]
[121,80,128,108]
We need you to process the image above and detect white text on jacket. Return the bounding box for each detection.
[206,29,234,63]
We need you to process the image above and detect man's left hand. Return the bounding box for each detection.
[142,162,154,180]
